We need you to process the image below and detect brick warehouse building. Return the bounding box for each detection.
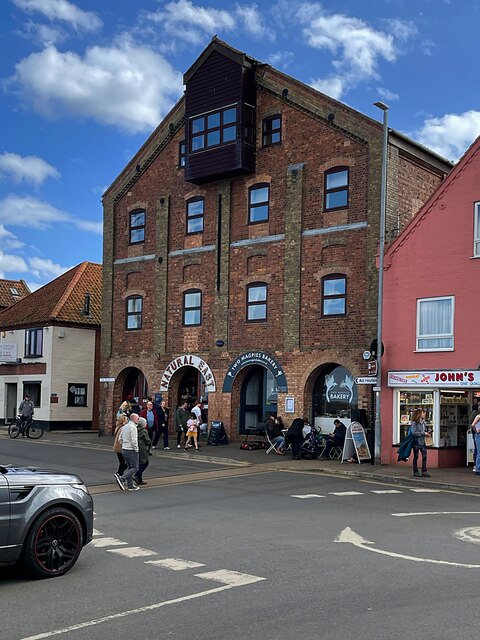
[99,38,451,439]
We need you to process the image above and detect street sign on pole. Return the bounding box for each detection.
[354,377,378,385]
[367,360,377,376]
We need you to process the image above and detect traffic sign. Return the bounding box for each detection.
[362,350,371,360]
[354,377,378,385]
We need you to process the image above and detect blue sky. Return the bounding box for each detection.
[1,0,480,289]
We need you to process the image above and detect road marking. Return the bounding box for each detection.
[90,537,127,548]
[370,490,403,494]
[328,491,364,496]
[335,526,480,568]
[107,547,158,558]
[409,488,441,493]
[291,494,324,499]
[392,511,480,517]
[145,558,205,571]
[195,569,266,586]
[453,527,480,545]
[92,528,103,537]
[18,580,265,640]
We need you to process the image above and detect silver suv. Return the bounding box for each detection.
[0,464,93,578]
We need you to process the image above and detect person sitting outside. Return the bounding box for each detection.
[322,419,347,458]
[265,413,285,455]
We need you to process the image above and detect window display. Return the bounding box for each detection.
[397,391,434,443]
[440,391,469,446]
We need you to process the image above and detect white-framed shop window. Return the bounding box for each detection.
[416,296,454,351]
[474,202,480,257]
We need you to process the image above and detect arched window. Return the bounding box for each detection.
[126,296,143,330]
[183,289,202,326]
[322,275,346,316]
[324,167,349,211]
[247,282,267,322]
[249,184,270,224]
[129,210,145,244]
[186,197,204,234]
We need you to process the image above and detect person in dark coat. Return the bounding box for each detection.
[175,401,189,448]
[286,417,308,460]
[410,408,431,478]
[155,400,170,450]
[322,419,347,458]
[265,413,285,454]
[135,417,152,485]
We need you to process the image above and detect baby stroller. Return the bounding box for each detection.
[300,427,323,460]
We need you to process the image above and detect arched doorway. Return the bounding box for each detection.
[115,367,149,414]
[311,363,358,432]
[176,366,210,409]
[239,366,278,434]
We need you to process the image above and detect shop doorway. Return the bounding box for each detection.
[5,383,17,422]
[239,366,278,434]
[175,366,209,421]
[114,367,149,414]
[311,363,358,433]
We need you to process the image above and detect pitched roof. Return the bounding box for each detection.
[0,262,102,329]
[0,279,30,309]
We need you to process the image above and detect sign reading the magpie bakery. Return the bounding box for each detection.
[222,351,288,393]
[160,355,216,393]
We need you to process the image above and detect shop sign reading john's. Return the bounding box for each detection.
[388,370,480,387]
[160,355,216,392]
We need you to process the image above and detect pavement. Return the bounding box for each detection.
[8,427,480,495]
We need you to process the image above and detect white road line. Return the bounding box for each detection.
[145,558,205,571]
[392,511,480,517]
[291,494,324,499]
[328,491,364,496]
[195,570,266,586]
[370,490,403,494]
[453,527,480,545]
[107,547,158,558]
[18,584,256,640]
[409,488,441,493]
[92,529,103,537]
[89,537,127,548]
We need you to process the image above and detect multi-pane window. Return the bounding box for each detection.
[67,383,88,407]
[126,296,143,330]
[262,115,282,146]
[129,210,145,244]
[249,184,270,223]
[190,106,237,152]
[417,296,454,351]
[324,168,349,210]
[322,275,347,316]
[247,283,267,321]
[186,197,204,234]
[474,202,480,257]
[25,328,43,357]
[23,382,41,407]
[179,141,186,168]
[183,290,202,326]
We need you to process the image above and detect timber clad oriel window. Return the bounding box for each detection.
[324,168,349,211]
[129,210,145,244]
[262,115,281,146]
[249,184,270,223]
[186,197,204,234]
[126,296,143,330]
[322,275,347,316]
[190,106,237,152]
[247,283,267,321]
[183,290,202,326]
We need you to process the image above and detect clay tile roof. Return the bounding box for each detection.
[0,279,30,309]
[0,262,102,329]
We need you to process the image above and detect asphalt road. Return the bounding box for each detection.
[2,469,480,640]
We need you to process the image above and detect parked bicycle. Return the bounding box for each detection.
[8,416,44,440]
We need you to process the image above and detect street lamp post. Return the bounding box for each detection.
[373,101,389,465]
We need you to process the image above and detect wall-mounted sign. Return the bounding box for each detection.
[354,377,378,385]
[285,397,295,413]
[99,377,115,383]
[0,343,17,363]
[388,370,480,387]
[160,354,216,393]
[222,351,288,393]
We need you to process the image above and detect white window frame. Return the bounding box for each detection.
[474,202,480,257]
[416,296,454,352]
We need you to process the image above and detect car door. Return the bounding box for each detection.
[0,472,11,548]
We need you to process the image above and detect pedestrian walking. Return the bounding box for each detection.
[135,416,151,485]
[185,412,200,451]
[114,413,140,491]
[156,399,170,449]
[470,401,480,472]
[472,412,480,475]
[286,417,307,460]
[113,413,128,476]
[175,401,189,448]
[410,408,431,478]
[140,400,158,443]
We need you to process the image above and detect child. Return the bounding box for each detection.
[185,412,199,451]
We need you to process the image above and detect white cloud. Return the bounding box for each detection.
[25,281,42,292]
[266,50,294,70]
[0,152,59,184]
[29,257,71,279]
[12,0,102,32]
[311,76,345,100]
[9,38,184,133]
[19,20,66,46]
[0,194,103,235]
[415,110,480,161]
[0,251,28,275]
[235,4,275,40]
[376,87,399,102]
[0,225,24,250]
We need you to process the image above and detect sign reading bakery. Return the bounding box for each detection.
[388,370,480,387]
[160,355,216,393]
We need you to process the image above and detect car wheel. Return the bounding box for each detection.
[21,507,83,578]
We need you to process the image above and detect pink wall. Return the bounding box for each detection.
[381,141,480,464]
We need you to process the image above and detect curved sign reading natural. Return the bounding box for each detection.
[160,355,216,393]
[222,351,288,393]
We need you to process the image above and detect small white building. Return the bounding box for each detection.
[0,262,102,430]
